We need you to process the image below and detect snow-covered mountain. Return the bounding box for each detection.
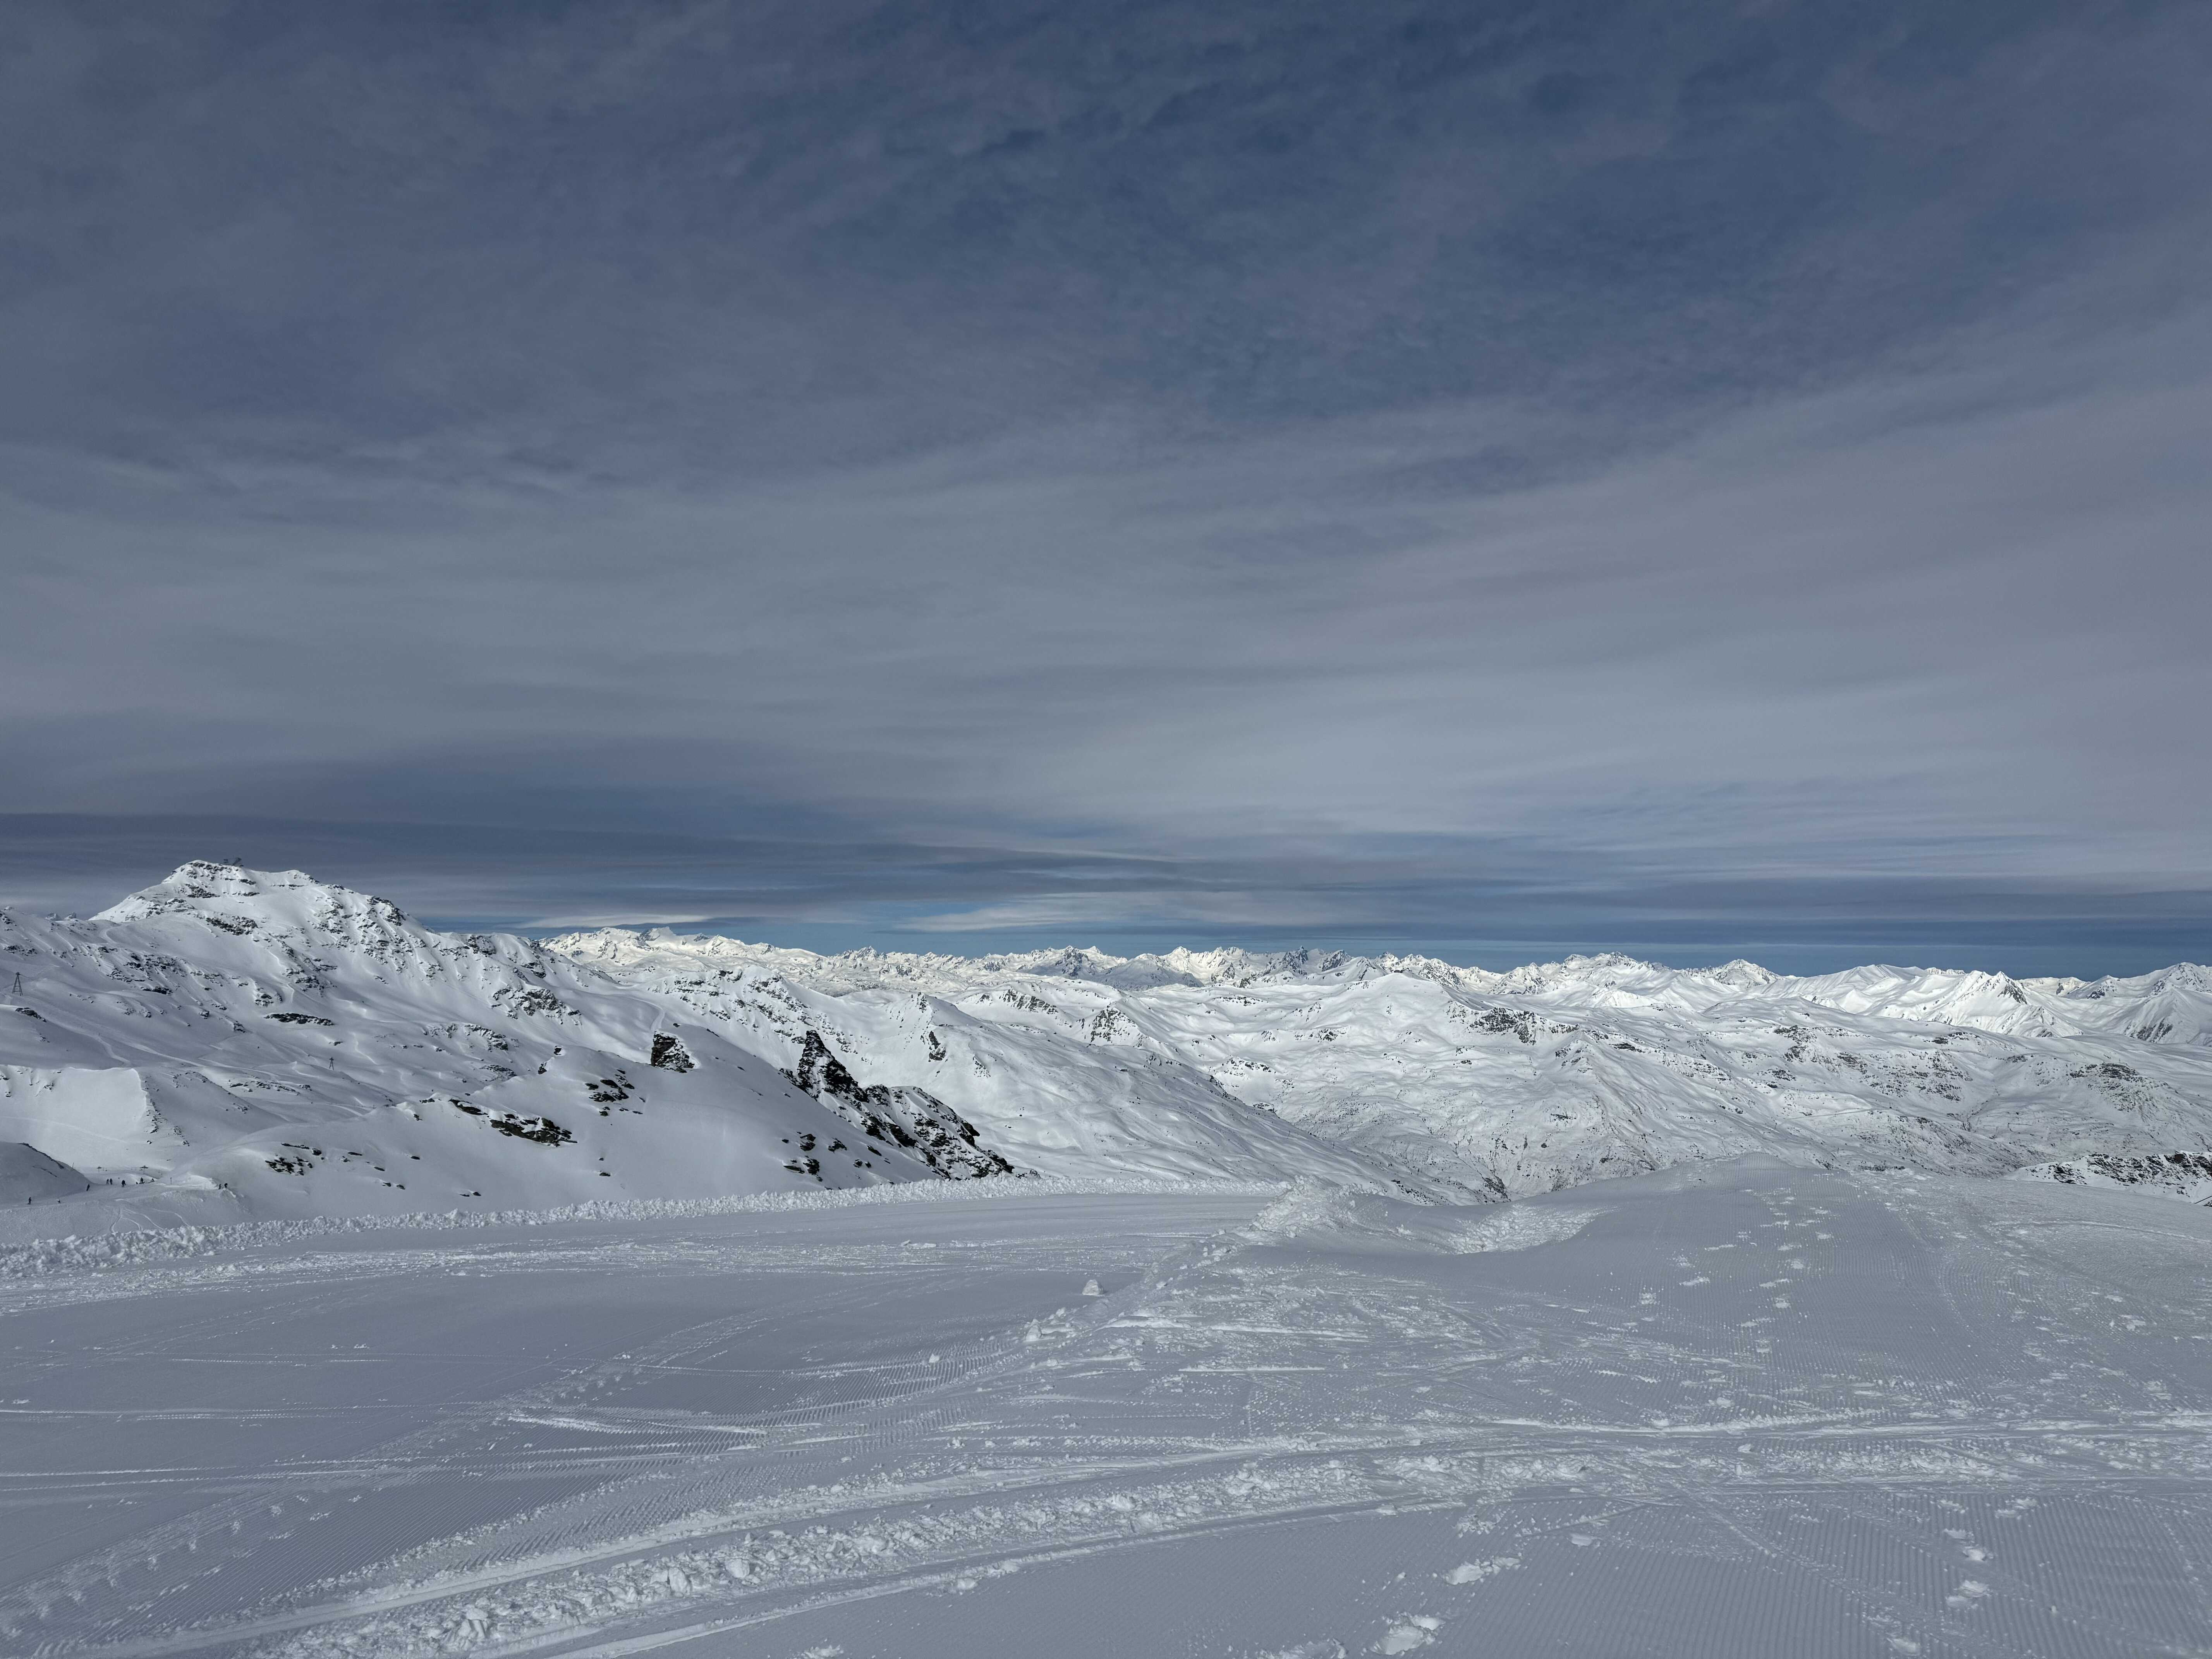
[4,861,2211,1227]
[549,927,2212,1202]
[0,863,988,1219]
[0,863,1381,1224]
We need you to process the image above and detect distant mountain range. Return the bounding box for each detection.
[4,861,2209,1222]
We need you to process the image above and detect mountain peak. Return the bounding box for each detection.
[92,862,414,939]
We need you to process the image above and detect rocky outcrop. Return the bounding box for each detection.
[784,1030,1017,1180]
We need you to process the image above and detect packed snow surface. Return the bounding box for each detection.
[5,1169,2211,1656]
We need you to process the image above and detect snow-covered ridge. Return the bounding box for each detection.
[549,926,2212,1043]
[0,862,993,1225]
[4,861,2210,1233]
[548,922,2212,1202]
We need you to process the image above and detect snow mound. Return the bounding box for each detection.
[1243,1183,1603,1256]
[0,1141,91,1204]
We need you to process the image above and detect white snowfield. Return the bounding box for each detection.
[4,1170,2211,1657]
[6,864,2212,1654]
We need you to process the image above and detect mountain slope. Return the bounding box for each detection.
[0,864,958,1219]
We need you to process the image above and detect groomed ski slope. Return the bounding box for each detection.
[5,1164,2210,1658]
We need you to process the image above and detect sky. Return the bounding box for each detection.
[3,0,2210,975]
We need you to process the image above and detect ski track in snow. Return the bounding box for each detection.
[5,1172,2211,1658]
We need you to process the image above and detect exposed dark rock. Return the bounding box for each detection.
[1476,1008,1538,1045]
[783,1029,1017,1180]
[488,1113,574,1146]
[2073,1061,2143,1082]
[493,985,574,1017]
